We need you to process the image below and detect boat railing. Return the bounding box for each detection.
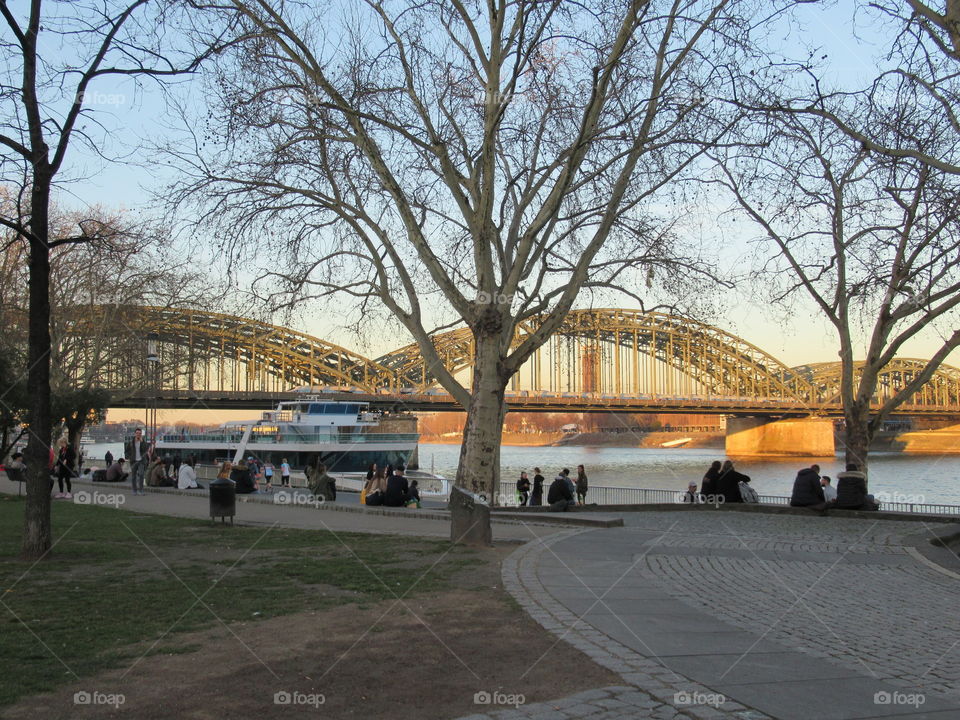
[160,431,420,445]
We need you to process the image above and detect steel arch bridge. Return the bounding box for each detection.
[63,305,960,412]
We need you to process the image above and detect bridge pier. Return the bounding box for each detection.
[725,417,835,457]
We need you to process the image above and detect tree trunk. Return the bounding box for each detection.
[451,332,508,545]
[21,180,53,560]
[842,403,872,480]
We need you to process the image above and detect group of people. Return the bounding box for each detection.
[362,463,421,508]
[211,456,294,495]
[511,465,589,512]
[683,460,756,503]
[681,459,880,512]
[790,462,879,511]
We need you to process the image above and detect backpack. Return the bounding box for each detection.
[739,481,759,503]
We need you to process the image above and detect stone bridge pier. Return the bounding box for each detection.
[725,416,835,457]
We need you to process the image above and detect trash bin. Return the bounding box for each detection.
[209,476,236,525]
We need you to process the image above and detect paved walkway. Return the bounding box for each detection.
[460,511,960,720]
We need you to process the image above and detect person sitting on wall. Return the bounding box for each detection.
[682,481,703,504]
[177,456,202,490]
[105,457,128,484]
[835,463,879,511]
[790,465,827,510]
[231,460,258,494]
[716,460,748,503]
[820,475,837,503]
[383,465,409,507]
[547,473,576,512]
[364,467,387,506]
[148,456,175,488]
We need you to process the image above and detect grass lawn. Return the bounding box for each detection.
[0,494,481,708]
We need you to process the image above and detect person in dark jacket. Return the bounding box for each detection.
[530,468,545,506]
[104,450,114,468]
[835,464,879,510]
[547,475,576,512]
[231,461,257,493]
[790,465,827,509]
[701,460,721,496]
[517,472,531,506]
[575,465,588,505]
[715,460,747,503]
[383,465,409,507]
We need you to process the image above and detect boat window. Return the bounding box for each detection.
[323,404,343,414]
[346,404,360,415]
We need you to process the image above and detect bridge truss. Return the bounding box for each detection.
[62,305,960,412]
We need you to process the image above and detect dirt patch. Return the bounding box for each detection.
[4,547,619,719]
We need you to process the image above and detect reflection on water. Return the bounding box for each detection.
[84,441,960,506]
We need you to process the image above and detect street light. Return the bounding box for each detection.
[146,332,160,454]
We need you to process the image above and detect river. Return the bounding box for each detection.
[417,444,960,506]
[84,442,960,506]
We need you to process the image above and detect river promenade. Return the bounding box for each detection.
[4,476,959,718]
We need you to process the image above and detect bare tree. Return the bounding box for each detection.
[0,0,234,559]
[710,109,960,473]
[774,2,960,174]
[173,0,791,541]
[0,200,217,482]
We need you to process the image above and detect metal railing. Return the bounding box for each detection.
[494,483,960,516]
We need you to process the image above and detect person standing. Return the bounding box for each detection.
[530,467,545,506]
[124,428,150,496]
[104,449,114,468]
[54,439,75,499]
[280,457,291,487]
[516,471,531,506]
[575,464,589,505]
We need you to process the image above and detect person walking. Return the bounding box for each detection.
[124,428,150,496]
[530,467,545,506]
[263,459,275,492]
[575,464,589,505]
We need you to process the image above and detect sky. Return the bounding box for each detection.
[45,1,960,382]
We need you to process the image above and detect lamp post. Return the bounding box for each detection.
[146,332,159,455]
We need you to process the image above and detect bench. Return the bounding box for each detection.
[5,466,26,496]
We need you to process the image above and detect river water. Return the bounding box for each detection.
[417,444,960,506]
[84,442,960,506]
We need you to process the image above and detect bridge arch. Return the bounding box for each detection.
[792,359,960,409]
[378,309,818,403]
[63,305,394,393]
